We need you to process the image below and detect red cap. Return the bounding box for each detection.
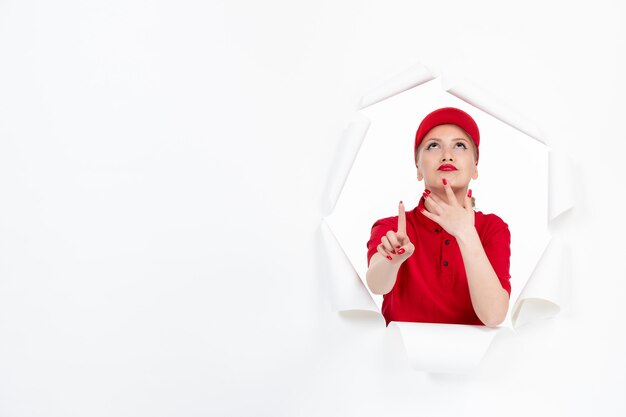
[414,107,480,162]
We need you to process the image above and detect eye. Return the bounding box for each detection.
[426,142,438,149]
[455,142,467,149]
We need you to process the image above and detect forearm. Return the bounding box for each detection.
[456,228,509,327]
[366,254,401,295]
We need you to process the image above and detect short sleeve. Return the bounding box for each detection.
[366,216,398,267]
[480,214,512,296]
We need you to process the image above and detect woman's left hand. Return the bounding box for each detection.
[421,179,475,239]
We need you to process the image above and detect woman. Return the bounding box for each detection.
[365,107,511,328]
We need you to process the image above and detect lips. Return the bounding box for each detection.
[438,164,457,171]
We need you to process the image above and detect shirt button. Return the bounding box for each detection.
[444,239,450,245]
[435,228,439,233]
[443,261,449,266]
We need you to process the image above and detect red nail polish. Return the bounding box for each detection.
[422,192,428,199]
[391,250,396,254]
[442,178,447,185]
[386,255,392,261]
[419,207,425,213]
[397,248,405,255]
[467,189,472,198]
[425,189,431,194]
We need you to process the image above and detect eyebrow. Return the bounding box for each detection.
[425,137,470,143]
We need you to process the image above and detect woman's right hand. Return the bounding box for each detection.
[376,201,415,264]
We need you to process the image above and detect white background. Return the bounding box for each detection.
[0,1,625,416]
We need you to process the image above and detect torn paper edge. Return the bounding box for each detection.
[549,149,575,222]
[392,322,503,373]
[512,236,567,328]
[321,218,378,313]
[442,71,546,145]
[322,113,371,217]
[359,63,437,110]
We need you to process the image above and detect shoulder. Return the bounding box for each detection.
[476,210,509,227]
[370,215,398,231]
[367,215,398,248]
[475,210,510,238]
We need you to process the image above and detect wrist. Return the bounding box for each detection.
[454,226,478,245]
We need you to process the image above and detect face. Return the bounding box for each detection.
[415,124,478,190]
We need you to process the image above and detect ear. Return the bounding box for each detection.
[415,151,424,181]
[472,163,479,180]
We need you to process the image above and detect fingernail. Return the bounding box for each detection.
[442,178,447,185]
[467,189,472,198]
[391,250,396,254]
[397,248,405,255]
[422,192,429,199]
[386,255,392,261]
[396,245,401,248]
[424,189,431,195]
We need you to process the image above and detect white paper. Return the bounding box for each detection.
[548,149,576,221]
[359,63,436,109]
[322,113,371,216]
[512,236,567,328]
[392,321,502,373]
[321,219,378,313]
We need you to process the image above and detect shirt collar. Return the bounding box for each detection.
[414,196,443,233]
[413,196,480,234]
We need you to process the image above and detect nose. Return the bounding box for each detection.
[441,148,454,162]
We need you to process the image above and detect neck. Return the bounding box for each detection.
[426,186,468,207]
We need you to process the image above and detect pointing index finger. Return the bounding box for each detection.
[398,201,406,234]
[442,177,456,204]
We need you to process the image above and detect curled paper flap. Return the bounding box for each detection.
[359,63,436,109]
[393,322,502,373]
[321,218,378,313]
[549,149,575,221]
[442,72,546,145]
[512,236,566,328]
[323,113,371,216]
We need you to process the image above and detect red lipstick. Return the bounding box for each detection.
[438,164,457,171]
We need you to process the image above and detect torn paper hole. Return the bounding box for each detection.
[323,62,574,372]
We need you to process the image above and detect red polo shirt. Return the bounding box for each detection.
[366,196,511,326]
